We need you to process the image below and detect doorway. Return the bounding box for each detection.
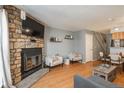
[85,33,93,62]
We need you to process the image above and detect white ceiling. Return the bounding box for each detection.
[17,5,124,32]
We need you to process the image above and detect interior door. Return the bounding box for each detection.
[85,33,93,62]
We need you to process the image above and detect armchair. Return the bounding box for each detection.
[68,52,82,63]
[110,54,124,73]
[99,52,110,64]
[45,54,63,67]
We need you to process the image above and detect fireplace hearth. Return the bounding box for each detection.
[21,48,42,79]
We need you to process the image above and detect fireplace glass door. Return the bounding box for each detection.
[25,55,41,71]
[21,48,42,79]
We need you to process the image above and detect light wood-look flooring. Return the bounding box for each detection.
[31,61,124,88]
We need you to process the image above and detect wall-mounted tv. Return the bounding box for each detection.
[22,16,44,38]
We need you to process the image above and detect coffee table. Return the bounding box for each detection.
[93,65,117,81]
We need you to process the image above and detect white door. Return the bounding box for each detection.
[85,33,93,62]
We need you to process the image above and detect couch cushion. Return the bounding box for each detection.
[88,76,120,88]
[74,75,104,88]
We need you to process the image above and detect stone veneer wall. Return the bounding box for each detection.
[3,5,44,84]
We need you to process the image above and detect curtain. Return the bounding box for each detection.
[0,9,3,88]
[0,9,15,88]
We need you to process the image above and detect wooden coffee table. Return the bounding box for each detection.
[93,65,117,81]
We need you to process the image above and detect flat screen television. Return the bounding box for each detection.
[22,16,44,38]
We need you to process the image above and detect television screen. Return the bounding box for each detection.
[22,16,44,38]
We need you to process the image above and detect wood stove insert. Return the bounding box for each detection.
[21,48,42,79]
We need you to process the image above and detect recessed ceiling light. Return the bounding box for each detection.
[114,27,119,31]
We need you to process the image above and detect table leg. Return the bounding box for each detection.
[105,75,108,81]
[122,63,124,72]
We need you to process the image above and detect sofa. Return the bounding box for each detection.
[74,75,120,88]
[45,54,63,67]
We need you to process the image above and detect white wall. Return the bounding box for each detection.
[73,31,86,61]
[44,27,76,57]
[110,47,124,54]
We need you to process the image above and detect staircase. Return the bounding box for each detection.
[94,32,107,55]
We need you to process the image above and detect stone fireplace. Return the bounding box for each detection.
[21,48,42,79]
[3,5,44,85]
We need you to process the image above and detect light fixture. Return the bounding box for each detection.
[25,28,30,33]
[114,27,119,31]
[108,18,113,21]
